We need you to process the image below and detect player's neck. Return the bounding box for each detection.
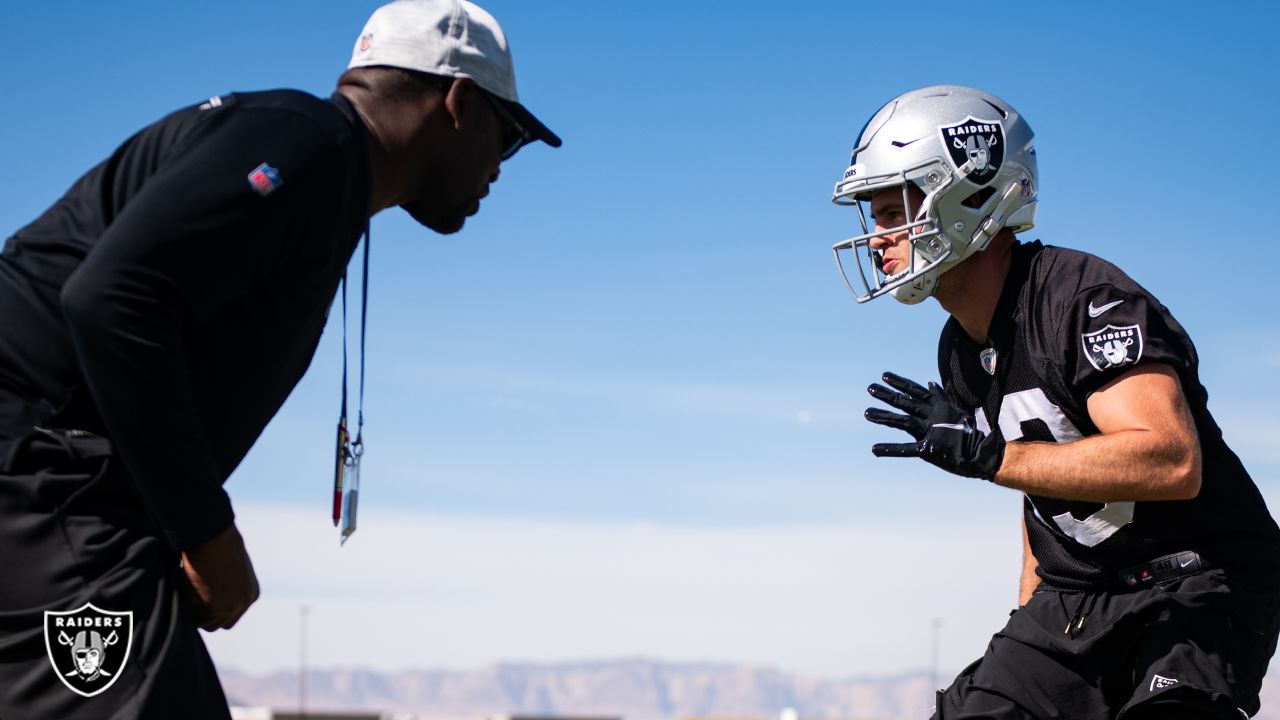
[934,233,1016,344]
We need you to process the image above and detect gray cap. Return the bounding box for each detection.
[349,0,561,149]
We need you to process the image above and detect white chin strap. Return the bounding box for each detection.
[889,263,939,305]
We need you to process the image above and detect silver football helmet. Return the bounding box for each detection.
[831,85,1038,304]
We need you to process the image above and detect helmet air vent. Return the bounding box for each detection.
[982,99,1009,118]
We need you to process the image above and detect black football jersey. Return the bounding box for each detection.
[939,241,1280,589]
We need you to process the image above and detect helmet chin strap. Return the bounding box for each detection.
[889,248,939,305]
[971,181,1026,251]
[886,184,947,305]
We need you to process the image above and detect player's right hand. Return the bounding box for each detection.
[179,523,260,631]
[864,371,1005,480]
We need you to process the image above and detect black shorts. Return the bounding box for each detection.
[0,428,230,720]
[935,569,1280,720]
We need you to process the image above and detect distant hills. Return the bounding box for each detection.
[221,659,932,719]
[220,657,1280,720]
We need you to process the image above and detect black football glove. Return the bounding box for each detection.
[864,371,1004,480]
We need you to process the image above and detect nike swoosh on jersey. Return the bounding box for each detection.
[1087,299,1125,317]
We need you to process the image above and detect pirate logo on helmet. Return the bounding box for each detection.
[44,602,133,697]
[939,116,1006,185]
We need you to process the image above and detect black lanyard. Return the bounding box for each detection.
[341,224,370,452]
[334,224,369,530]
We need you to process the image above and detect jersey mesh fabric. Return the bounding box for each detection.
[939,241,1280,590]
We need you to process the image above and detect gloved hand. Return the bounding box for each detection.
[864,371,1004,480]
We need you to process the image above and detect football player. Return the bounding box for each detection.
[834,85,1280,719]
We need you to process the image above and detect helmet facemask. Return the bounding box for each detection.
[832,161,961,305]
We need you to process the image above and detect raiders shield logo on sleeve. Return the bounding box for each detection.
[1081,324,1144,371]
[939,117,1005,185]
[44,603,134,697]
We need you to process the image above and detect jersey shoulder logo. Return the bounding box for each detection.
[939,117,1005,185]
[1087,299,1125,317]
[247,163,283,196]
[44,603,134,697]
[1081,323,1144,371]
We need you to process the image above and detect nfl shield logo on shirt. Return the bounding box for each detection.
[44,603,134,697]
[1081,323,1144,371]
[247,163,283,196]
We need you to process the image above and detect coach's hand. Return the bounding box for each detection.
[180,523,260,631]
[864,371,1004,480]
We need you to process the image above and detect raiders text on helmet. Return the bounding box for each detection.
[830,85,1038,304]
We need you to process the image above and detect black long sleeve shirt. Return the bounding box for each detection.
[0,89,371,550]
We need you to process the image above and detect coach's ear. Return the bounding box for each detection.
[442,77,485,132]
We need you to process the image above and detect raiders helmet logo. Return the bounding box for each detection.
[44,603,134,697]
[1081,324,1144,371]
[939,117,1005,185]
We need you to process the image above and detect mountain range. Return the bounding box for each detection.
[219,658,1280,720]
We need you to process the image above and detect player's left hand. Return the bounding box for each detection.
[864,371,1004,480]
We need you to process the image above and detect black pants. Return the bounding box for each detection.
[0,429,230,720]
[935,569,1280,719]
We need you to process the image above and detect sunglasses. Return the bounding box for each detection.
[477,88,532,161]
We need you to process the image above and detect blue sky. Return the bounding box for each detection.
[4,1,1280,681]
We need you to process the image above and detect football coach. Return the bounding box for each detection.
[0,1,560,717]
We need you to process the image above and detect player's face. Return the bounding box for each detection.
[868,184,925,277]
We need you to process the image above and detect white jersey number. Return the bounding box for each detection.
[976,388,1133,547]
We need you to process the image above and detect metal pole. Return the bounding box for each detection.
[300,604,309,717]
[929,618,941,692]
